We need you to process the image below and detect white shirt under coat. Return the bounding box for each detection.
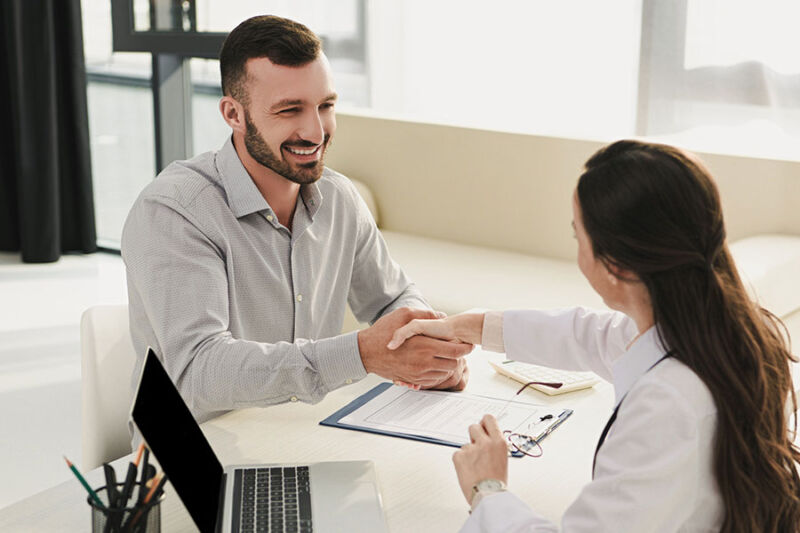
[463,308,722,532]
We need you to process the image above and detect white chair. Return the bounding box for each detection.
[80,304,137,471]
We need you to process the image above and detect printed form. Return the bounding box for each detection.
[338,385,566,445]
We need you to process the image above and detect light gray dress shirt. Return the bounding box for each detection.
[122,137,428,423]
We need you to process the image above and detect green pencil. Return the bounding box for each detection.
[64,456,105,509]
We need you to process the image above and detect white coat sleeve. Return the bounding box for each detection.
[502,308,638,381]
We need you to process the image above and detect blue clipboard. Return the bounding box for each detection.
[320,382,574,455]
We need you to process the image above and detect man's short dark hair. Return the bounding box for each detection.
[219,15,322,105]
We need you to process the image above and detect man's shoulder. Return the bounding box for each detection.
[139,153,227,212]
[319,166,354,189]
[318,167,378,225]
[319,167,363,205]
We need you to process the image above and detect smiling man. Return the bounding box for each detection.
[121,15,470,425]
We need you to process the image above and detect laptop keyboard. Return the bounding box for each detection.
[233,466,312,532]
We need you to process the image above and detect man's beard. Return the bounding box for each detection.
[243,110,329,185]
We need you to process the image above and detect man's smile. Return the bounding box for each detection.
[283,143,323,163]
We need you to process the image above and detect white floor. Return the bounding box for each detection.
[0,251,127,510]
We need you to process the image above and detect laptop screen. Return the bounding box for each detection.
[132,348,223,533]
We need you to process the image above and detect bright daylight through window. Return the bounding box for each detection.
[83,0,800,246]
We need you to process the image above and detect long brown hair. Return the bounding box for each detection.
[577,140,800,532]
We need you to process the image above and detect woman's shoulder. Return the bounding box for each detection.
[629,357,717,421]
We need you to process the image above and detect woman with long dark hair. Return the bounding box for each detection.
[388,140,800,532]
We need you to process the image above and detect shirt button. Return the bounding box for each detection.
[266,215,274,222]
[296,294,303,302]
[345,379,353,385]
[290,396,298,402]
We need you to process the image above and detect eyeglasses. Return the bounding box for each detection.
[498,381,562,458]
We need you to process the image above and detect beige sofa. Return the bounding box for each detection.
[329,112,800,364]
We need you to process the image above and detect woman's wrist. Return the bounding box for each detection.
[469,478,507,512]
[453,313,485,345]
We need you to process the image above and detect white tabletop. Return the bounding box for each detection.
[0,347,613,532]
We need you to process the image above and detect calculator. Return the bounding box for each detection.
[489,360,600,395]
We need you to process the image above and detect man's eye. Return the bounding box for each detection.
[279,108,299,114]
[320,102,335,110]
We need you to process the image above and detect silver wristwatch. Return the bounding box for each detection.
[470,479,507,511]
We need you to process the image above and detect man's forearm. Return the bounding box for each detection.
[375,283,432,321]
[156,331,367,421]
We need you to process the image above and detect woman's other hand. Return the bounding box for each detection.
[452,414,509,503]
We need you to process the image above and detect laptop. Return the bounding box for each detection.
[131,347,389,533]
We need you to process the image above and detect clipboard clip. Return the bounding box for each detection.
[505,409,573,458]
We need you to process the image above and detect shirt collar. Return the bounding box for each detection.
[299,179,323,219]
[215,136,324,221]
[610,325,670,406]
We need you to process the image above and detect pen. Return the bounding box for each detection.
[64,456,105,509]
[119,443,146,508]
[103,463,119,507]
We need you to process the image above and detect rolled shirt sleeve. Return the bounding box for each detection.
[481,311,505,352]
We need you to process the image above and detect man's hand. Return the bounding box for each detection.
[358,308,473,389]
[453,414,509,504]
[426,357,469,391]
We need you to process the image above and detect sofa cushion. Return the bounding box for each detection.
[729,234,800,319]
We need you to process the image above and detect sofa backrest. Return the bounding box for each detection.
[326,111,800,261]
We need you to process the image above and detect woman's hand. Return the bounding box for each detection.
[387,312,485,350]
[452,414,509,504]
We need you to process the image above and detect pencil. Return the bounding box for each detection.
[119,443,146,507]
[64,456,105,508]
[142,472,164,504]
[133,442,145,467]
[125,472,166,531]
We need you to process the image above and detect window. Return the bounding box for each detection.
[638,0,800,160]
[83,0,154,248]
[88,1,800,247]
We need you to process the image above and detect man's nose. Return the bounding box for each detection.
[297,110,324,145]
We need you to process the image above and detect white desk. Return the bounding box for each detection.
[0,347,613,532]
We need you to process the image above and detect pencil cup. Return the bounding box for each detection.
[88,482,164,533]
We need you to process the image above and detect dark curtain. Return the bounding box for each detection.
[0,0,96,263]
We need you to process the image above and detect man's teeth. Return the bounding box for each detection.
[287,146,318,155]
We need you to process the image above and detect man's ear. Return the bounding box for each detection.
[220,96,246,134]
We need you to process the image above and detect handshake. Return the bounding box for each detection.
[356,307,484,391]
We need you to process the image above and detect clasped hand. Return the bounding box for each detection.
[357,308,473,390]
[382,312,510,505]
